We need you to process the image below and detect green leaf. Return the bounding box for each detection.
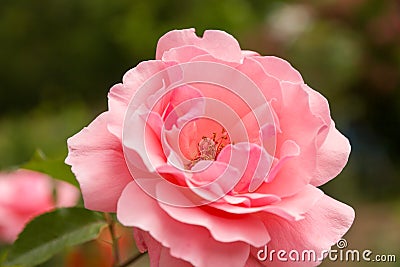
[22,149,79,187]
[3,207,107,267]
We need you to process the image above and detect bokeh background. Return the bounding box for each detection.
[0,0,399,266]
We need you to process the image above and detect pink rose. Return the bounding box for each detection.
[0,169,79,243]
[66,28,354,266]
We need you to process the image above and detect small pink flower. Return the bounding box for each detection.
[66,28,354,266]
[0,169,79,243]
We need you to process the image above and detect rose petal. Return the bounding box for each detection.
[253,194,355,267]
[186,160,242,203]
[134,229,193,267]
[66,113,132,212]
[0,170,55,243]
[210,184,322,219]
[189,53,241,68]
[230,102,275,147]
[156,28,200,59]
[156,28,243,63]
[157,182,270,247]
[163,85,205,129]
[107,60,167,139]
[302,84,331,130]
[222,194,252,206]
[258,82,324,197]
[0,170,52,211]
[162,45,209,63]
[242,50,260,57]
[231,192,280,207]
[124,109,165,172]
[245,253,264,267]
[265,139,300,183]
[210,201,279,215]
[236,57,283,107]
[253,56,303,84]
[55,181,80,207]
[261,185,324,221]
[118,182,250,267]
[310,122,351,187]
[217,143,274,193]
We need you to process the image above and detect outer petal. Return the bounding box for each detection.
[134,228,197,267]
[242,50,260,57]
[162,45,209,63]
[301,84,332,148]
[66,113,132,212]
[158,183,270,246]
[107,60,167,139]
[310,122,351,186]
[255,194,355,267]
[156,28,243,63]
[235,57,283,106]
[253,56,303,84]
[301,85,331,132]
[118,182,250,267]
[258,82,325,197]
[261,185,323,221]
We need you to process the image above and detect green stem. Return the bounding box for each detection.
[104,213,120,267]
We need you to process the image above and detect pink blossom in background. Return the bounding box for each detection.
[66,28,355,266]
[0,169,79,243]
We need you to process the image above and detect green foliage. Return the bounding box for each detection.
[22,150,78,187]
[0,103,95,170]
[2,208,107,267]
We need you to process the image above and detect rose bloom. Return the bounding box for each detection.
[0,169,79,243]
[66,29,354,267]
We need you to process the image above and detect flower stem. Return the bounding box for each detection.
[104,213,120,267]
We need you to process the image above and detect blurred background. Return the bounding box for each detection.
[0,0,399,266]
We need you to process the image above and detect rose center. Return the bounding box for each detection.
[178,118,232,170]
[198,137,217,160]
[184,128,230,170]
